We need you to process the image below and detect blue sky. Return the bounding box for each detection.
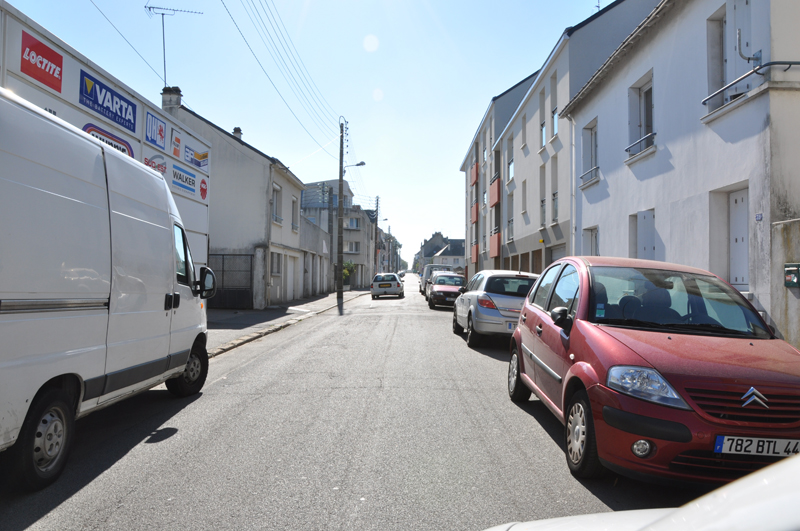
[11,0,617,264]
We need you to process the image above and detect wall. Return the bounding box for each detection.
[771,219,800,348]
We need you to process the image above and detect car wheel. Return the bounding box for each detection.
[9,388,75,491]
[565,390,604,479]
[428,298,435,309]
[399,293,404,299]
[466,315,481,347]
[166,343,209,397]
[371,295,376,300]
[508,345,531,402]
[452,311,464,335]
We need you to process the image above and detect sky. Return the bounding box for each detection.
[10,0,618,265]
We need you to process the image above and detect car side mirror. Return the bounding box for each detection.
[197,266,217,299]
[550,307,572,333]
[459,286,467,294]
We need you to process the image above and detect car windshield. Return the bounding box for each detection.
[485,276,535,297]
[590,266,771,338]
[435,276,463,286]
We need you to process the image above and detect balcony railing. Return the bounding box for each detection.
[491,226,500,235]
[490,171,500,184]
[625,132,656,154]
[272,213,283,224]
[482,191,487,205]
[580,166,599,184]
[291,222,299,231]
[552,191,558,223]
[540,198,546,227]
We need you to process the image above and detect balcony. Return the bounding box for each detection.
[471,243,478,264]
[489,172,501,207]
[489,228,501,258]
[470,201,479,224]
[470,162,479,186]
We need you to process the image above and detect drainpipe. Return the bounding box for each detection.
[568,113,576,256]
[266,164,273,307]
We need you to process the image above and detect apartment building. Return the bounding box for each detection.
[564,0,800,346]
[461,0,660,278]
[301,180,376,288]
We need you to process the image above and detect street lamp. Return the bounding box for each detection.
[336,123,366,301]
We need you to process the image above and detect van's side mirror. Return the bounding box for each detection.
[197,267,217,299]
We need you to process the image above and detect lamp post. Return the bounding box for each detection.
[336,120,365,300]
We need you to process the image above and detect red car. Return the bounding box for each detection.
[427,273,464,309]
[509,256,800,484]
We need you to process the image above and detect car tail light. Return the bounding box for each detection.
[478,294,497,309]
[370,284,373,288]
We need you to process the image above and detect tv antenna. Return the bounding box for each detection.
[145,4,202,87]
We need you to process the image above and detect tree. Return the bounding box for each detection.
[342,260,356,285]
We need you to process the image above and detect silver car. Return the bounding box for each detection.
[453,270,539,347]
[370,273,404,299]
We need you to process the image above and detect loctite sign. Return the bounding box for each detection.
[20,31,62,92]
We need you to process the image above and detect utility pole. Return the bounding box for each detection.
[336,120,344,300]
[326,184,333,292]
[374,196,379,276]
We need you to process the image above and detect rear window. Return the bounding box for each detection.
[485,276,536,297]
[435,276,464,286]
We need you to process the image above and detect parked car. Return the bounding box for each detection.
[425,270,452,300]
[483,453,800,531]
[371,273,404,299]
[508,256,800,484]
[453,270,539,347]
[420,264,454,295]
[427,274,465,309]
[0,87,217,491]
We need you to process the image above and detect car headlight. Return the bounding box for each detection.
[607,366,691,410]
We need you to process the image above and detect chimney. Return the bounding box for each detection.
[161,86,182,111]
[233,127,243,140]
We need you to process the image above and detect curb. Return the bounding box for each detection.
[207,292,368,358]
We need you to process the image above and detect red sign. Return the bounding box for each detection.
[200,179,208,200]
[20,31,63,92]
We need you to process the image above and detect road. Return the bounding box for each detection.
[0,275,704,530]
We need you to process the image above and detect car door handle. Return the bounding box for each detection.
[521,313,527,322]
[164,293,173,310]
[535,325,543,336]
[173,292,181,309]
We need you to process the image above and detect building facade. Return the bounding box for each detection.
[564,0,800,346]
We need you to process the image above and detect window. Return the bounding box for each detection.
[347,241,361,253]
[539,90,546,148]
[173,225,194,286]
[521,114,527,147]
[627,71,654,155]
[550,72,558,138]
[531,265,561,308]
[348,217,360,229]
[547,265,579,313]
[521,180,527,213]
[706,6,727,111]
[551,156,558,223]
[581,119,599,184]
[291,197,298,231]
[270,252,282,275]
[506,138,514,182]
[272,185,282,223]
[583,227,599,256]
[539,164,547,227]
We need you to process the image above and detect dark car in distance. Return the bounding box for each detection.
[508,256,800,485]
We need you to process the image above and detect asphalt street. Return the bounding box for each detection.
[0,276,706,530]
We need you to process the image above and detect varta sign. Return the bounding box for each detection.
[79,70,136,133]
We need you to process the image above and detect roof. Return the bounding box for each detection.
[561,0,673,116]
[178,105,305,190]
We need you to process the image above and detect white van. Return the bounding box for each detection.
[0,87,216,490]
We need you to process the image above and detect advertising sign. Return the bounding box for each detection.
[143,151,168,175]
[171,128,182,158]
[184,144,209,172]
[82,123,134,158]
[145,111,166,150]
[20,31,63,92]
[171,163,198,195]
[79,70,137,133]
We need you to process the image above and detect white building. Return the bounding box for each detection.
[163,91,312,308]
[494,0,660,274]
[563,0,800,346]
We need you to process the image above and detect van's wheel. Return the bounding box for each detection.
[466,315,481,347]
[166,343,209,397]
[10,388,75,491]
[452,311,464,334]
[508,345,531,402]
[565,390,604,478]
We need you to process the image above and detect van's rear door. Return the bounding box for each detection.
[100,151,172,403]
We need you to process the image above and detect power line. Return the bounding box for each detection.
[219,0,337,159]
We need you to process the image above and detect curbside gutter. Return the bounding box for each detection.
[207,292,368,358]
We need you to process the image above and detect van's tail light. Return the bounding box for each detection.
[370,284,374,288]
[478,294,497,309]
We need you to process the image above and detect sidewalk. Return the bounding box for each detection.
[205,289,368,357]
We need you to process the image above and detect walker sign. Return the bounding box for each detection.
[171,163,197,196]
[79,70,137,133]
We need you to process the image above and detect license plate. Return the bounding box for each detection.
[507,321,516,331]
[714,435,800,456]
[379,283,391,288]
[446,297,455,302]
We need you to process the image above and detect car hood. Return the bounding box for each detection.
[599,327,800,386]
[483,509,674,531]
[432,286,461,293]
